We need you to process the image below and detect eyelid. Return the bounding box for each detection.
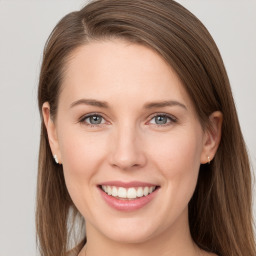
[79,112,109,126]
[146,112,177,125]
[77,112,177,127]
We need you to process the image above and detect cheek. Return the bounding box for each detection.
[154,126,202,167]
[59,128,107,176]
[148,128,203,193]
[57,127,109,202]
[143,128,204,228]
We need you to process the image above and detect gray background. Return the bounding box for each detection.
[0,1,255,255]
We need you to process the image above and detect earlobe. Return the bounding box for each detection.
[42,102,62,164]
[200,111,223,164]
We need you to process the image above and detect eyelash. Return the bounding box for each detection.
[79,113,107,128]
[147,113,177,126]
[79,112,177,128]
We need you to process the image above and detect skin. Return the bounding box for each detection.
[43,40,222,256]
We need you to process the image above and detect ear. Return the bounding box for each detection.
[200,111,223,164]
[42,102,62,164]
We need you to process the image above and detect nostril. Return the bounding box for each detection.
[109,150,147,170]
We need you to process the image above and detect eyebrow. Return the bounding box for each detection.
[70,98,187,110]
[70,99,109,109]
[144,100,187,110]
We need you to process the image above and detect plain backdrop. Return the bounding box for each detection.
[0,1,255,255]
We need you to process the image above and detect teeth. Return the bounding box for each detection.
[127,188,137,199]
[137,187,144,197]
[143,187,149,196]
[112,186,118,197]
[101,185,156,199]
[118,187,127,198]
[107,186,111,195]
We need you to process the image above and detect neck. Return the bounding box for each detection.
[82,210,200,256]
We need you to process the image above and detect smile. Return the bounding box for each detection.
[98,182,160,211]
[100,185,157,199]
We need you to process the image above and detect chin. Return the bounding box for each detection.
[104,230,154,244]
[96,217,161,244]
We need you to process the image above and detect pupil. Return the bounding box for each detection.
[156,116,167,124]
[90,115,102,124]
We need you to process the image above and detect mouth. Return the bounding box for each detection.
[97,181,160,211]
[99,185,159,200]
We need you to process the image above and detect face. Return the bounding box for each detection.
[44,40,217,244]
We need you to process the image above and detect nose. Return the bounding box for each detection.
[109,124,147,171]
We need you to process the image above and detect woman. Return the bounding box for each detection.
[36,0,256,256]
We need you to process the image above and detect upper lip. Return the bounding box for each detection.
[99,181,159,188]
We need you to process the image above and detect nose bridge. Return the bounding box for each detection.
[109,121,146,170]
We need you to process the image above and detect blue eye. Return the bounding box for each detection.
[88,115,102,124]
[81,114,106,126]
[149,114,176,125]
[154,116,168,125]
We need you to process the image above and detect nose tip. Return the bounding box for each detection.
[110,151,146,170]
[109,129,147,170]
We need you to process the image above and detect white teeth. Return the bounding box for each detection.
[143,187,149,196]
[118,187,127,198]
[137,187,144,197]
[127,188,137,199]
[107,186,112,195]
[112,186,118,197]
[101,185,157,199]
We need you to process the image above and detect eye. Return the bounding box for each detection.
[80,114,107,126]
[149,114,176,126]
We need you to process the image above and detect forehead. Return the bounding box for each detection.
[59,39,194,111]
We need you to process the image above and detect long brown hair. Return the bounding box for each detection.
[36,1,255,255]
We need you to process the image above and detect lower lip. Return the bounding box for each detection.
[98,187,159,211]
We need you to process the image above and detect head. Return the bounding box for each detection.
[36,1,255,256]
